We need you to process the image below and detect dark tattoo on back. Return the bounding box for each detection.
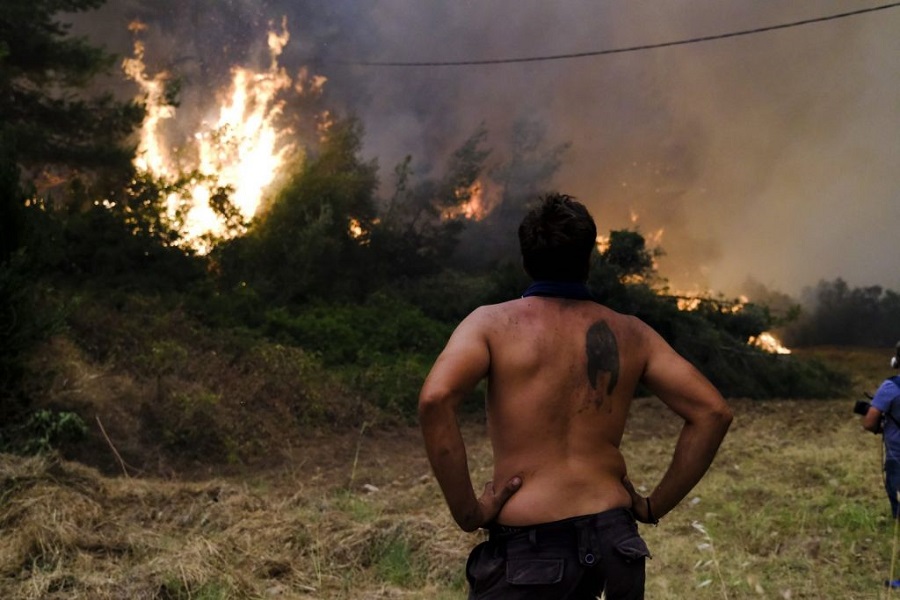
[586,320,619,396]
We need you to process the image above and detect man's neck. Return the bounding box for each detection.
[522,280,593,300]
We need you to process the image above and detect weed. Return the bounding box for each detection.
[692,520,728,599]
[158,577,233,600]
[373,535,418,587]
[349,421,370,488]
[333,489,379,522]
[16,409,87,454]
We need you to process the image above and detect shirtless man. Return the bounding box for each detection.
[418,193,733,599]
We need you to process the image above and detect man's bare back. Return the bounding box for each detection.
[477,296,641,525]
[420,287,729,531]
[423,289,729,528]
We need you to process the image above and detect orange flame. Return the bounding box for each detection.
[124,18,319,251]
[443,180,490,221]
[749,332,792,354]
[671,290,792,353]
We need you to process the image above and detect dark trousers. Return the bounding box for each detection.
[466,508,650,599]
[886,457,900,518]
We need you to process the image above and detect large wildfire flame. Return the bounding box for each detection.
[123,19,317,251]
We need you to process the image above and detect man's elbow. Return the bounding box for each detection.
[708,401,734,435]
[418,386,454,423]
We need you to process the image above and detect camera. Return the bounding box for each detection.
[854,399,872,416]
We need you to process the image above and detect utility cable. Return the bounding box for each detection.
[346,2,900,67]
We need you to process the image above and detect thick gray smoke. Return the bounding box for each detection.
[74,1,900,296]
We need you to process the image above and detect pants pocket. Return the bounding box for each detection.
[505,558,565,585]
[467,541,504,594]
[613,531,651,563]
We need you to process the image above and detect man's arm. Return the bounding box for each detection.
[863,406,884,434]
[418,310,521,532]
[627,323,733,523]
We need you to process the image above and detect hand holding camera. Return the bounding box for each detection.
[854,398,873,416]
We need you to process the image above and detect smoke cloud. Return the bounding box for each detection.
[74,0,900,297]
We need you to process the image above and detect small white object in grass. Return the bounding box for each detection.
[362,483,379,493]
[690,496,701,506]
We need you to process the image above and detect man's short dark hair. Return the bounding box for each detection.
[518,193,597,281]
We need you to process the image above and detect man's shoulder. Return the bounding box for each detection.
[873,377,900,408]
[881,377,900,395]
[879,376,900,388]
[456,301,520,331]
[472,298,647,334]
[468,299,520,318]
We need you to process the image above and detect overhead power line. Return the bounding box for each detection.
[347,2,900,67]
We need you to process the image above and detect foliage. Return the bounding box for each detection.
[353,353,435,421]
[0,255,66,405]
[400,266,528,323]
[264,292,451,367]
[601,230,660,283]
[0,135,70,451]
[155,390,237,463]
[781,278,900,347]
[0,0,143,179]
[369,533,425,587]
[14,409,88,455]
[27,200,203,292]
[590,231,851,399]
[368,125,493,284]
[221,117,379,303]
[0,0,144,206]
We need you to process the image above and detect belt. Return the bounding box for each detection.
[487,508,635,567]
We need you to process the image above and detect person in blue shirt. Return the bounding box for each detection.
[863,343,900,519]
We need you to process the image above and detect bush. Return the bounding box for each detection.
[351,352,433,421]
[0,253,67,447]
[264,292,451,367]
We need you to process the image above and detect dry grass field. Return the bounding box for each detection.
[2,347,899,599]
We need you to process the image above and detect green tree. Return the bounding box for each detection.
[0,142,68,449]
[600,230,659,283]
[0,0,143,182]
[782,278,900,347]
[223,117,379,303]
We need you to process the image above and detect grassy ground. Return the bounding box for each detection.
[2,347,899,599]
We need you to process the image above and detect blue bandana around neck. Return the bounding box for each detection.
[522,280,594,300]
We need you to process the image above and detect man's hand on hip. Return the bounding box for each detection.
[460,476,522,532]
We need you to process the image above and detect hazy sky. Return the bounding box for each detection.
[78,1,900,297]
